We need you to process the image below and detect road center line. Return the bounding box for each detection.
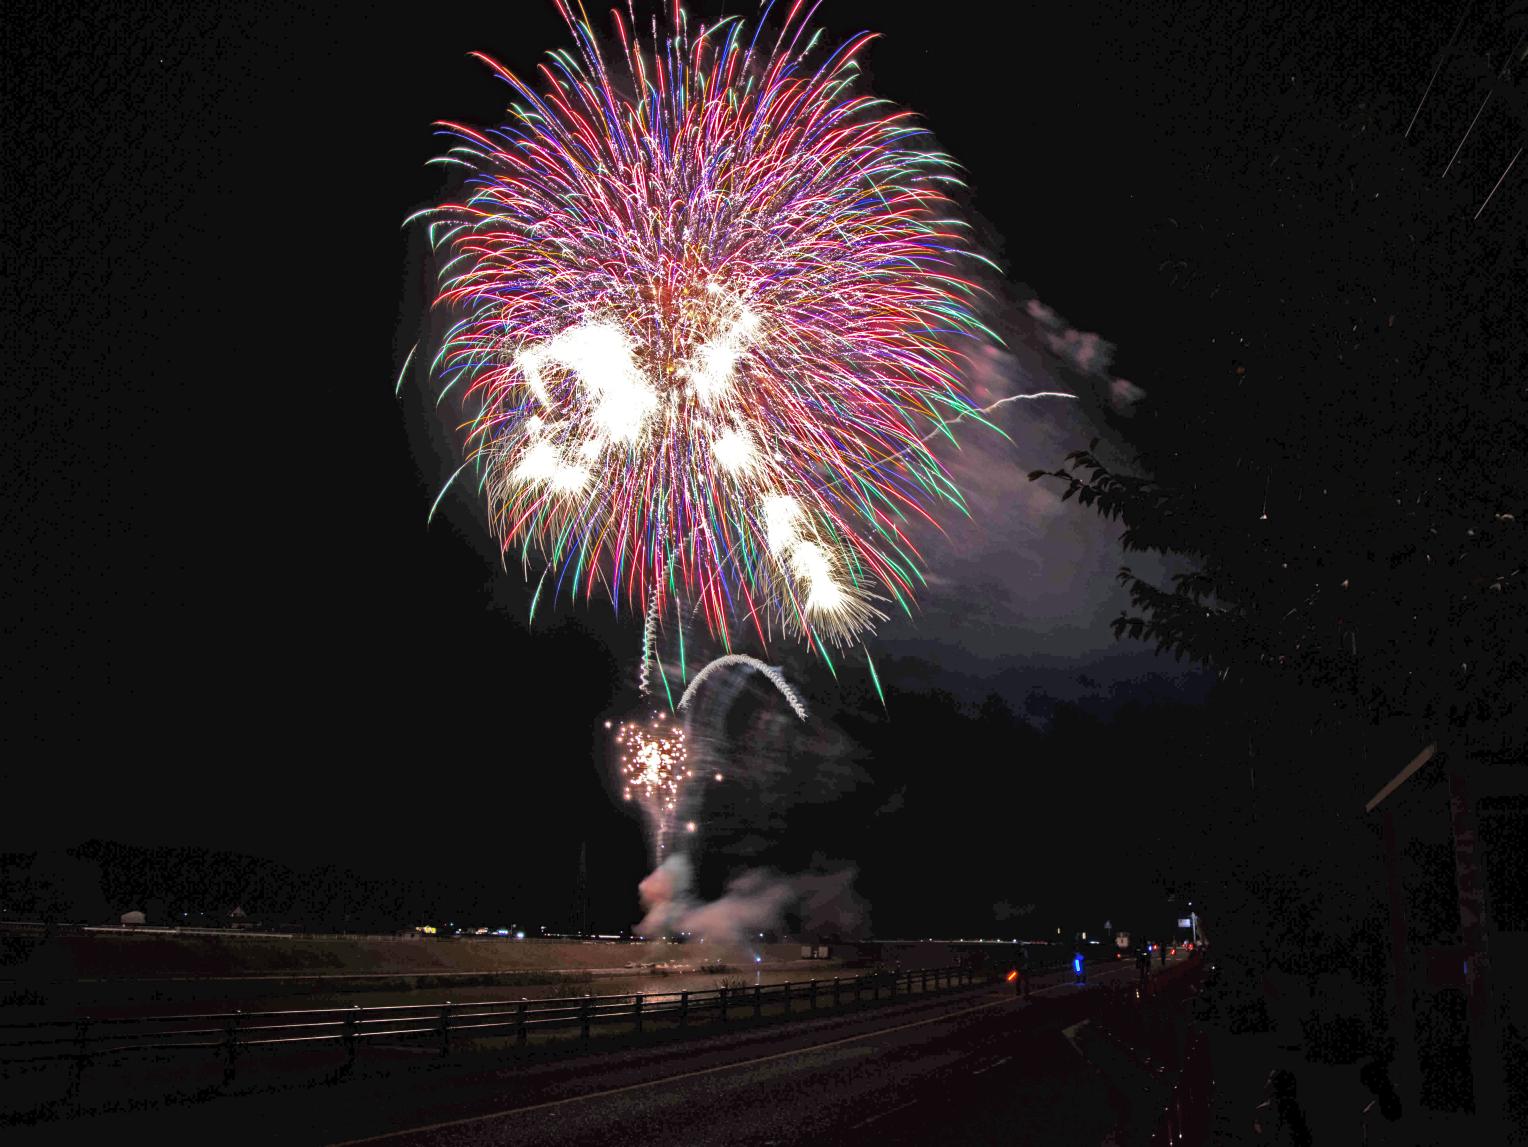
[329,993,1013,1145]
[849,1098,918,1129]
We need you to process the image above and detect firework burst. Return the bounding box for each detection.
[612,710,696,856]
[416,2,997,650]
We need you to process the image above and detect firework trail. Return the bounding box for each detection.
[677,654,808,722]
[916,390,1075,448]
[638,586,660,697]
[414,2,1012,651]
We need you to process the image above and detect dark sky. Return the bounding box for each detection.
[6,2,1467,933]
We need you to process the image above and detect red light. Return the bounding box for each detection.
[1169,947,1176,957]
[1005,969,1018,982]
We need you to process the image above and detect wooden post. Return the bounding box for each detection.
[833,977,841,1007]
[921,970,928,993]
[720,987,728,1022]
[1448,764,1504,1125]
[679,990,689,1027]
[809,980,817,1010]
[874,975,881,1002]
[1379,808,1416,1097]
[344,1006,360,1069]
[68,1019,90,1104]
[633,994,643,1034]
[579,998,592,1041]
[439,1002,453,1057]
[783,981,791,1015]
[516,1001,528,1047]
[222,1011,241,1085]
[753,983,762,1019]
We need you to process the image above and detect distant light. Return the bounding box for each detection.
[754,955,762,963]
[515,931,525,940]
[685,821,697,833]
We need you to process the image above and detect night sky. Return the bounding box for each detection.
[7,2,1507,936]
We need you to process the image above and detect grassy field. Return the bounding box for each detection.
[2,932,808,981]
[0,931,843,1015]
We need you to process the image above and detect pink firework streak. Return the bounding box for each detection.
[414,1,1002,652]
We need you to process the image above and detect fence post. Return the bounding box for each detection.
[890,972,897,1000]
[809,980,817,1010]
[679,990,689,1027]
[517,1001,528,1047]
[439,1002,453,1057]
[753,984,762,1019]
[874,975,881,1002]
[720,986,728,1022]
[222,1011,241,1086]
[344,1005,360,1070]
[68,1018,91,1105]
[783,981,791,1015]
[580,998,592,1041]
[633,994,643,1034]
[833,977,841,1007]
[921,970,928,993]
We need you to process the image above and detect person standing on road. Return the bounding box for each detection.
[1253,1068,1314,1147]
[1158,941,1167,968]
[1136,946,1151,990]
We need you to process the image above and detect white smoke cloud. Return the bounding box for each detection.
[636,853,869,943]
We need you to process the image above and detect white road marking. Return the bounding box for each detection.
[329,994,1013,1145]
[1061,1020,1090,1058]
[849,1099,918,1129]
[972,1055,1011,1075]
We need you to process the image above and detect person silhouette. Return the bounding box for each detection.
[1253,1068,1313,1146]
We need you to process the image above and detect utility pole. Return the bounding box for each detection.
[575,841,589,937]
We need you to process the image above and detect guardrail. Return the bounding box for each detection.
[0,964,982,1111]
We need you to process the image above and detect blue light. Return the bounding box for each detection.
[1073,955,1084,975]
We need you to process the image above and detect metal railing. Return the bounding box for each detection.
[0,964,982,1107]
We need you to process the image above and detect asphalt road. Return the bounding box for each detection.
[9,953,1185,1146]
[322,956,1170,1147]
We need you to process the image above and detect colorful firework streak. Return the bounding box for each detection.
[415,1,998,650]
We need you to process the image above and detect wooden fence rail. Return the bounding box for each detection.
[0,964,981,1100]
